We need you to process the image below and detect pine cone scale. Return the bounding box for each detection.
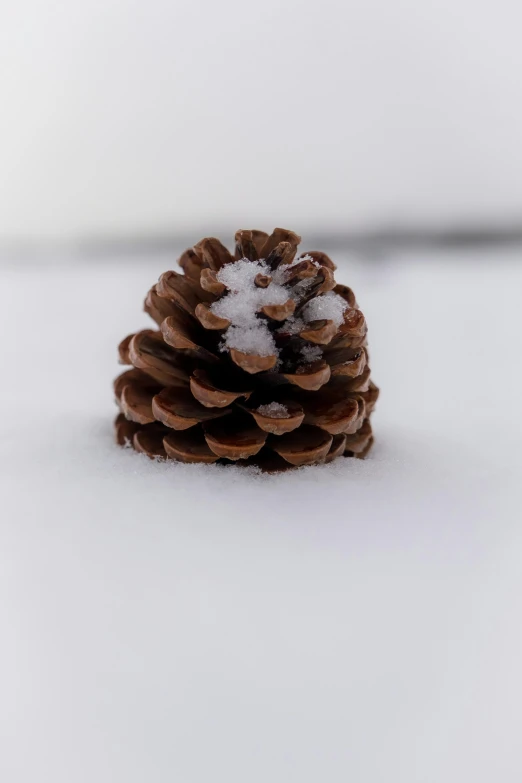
[239,399,305,435]
[204,414,268,460]
[282,361,331,391]
[151,387,232,431]
[189,369,252,408]
[164,429,219,464]
[270,425,333,467]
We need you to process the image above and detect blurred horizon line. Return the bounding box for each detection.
[2,223,522,262]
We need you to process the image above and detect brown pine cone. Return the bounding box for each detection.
[114,228,379,470]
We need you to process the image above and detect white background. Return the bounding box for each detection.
[2,0,522,243]
[2,2,521,778]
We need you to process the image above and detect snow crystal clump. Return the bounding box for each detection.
[300,344,323,363]
[302,291,348,327]
[216,258,267,294]
[257,402,289,418]
[221,325,277,357]
[212,258,290,357]
[209,258,347,358]
[277,316,305,336]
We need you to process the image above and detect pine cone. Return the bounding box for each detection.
[114,228,379,470]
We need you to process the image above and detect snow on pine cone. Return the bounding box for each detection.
[114,228,379,470]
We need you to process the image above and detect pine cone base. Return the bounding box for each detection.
[114,229,379,471]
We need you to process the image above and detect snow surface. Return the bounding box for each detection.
[1,249,522,783]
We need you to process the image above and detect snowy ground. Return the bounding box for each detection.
[1,248,521,782]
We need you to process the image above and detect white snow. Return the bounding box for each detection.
[256,402,289,418]
[219,324,276,357]
[302,290,348,326]
[277,315,305,335]
[1,248,522,783]
[212,257,345,356]
[300,344,323,363]
[212,258,290,356]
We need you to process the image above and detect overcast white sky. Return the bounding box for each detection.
[2,0,522,242]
